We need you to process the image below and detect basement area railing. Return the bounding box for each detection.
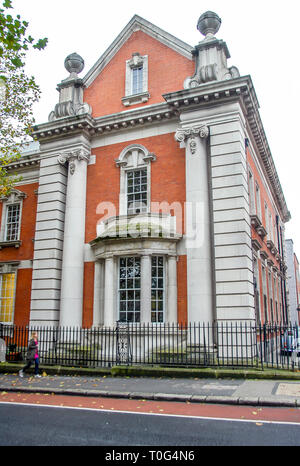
[0,322,299,371]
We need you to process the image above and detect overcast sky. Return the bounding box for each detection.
[11,0,300,256]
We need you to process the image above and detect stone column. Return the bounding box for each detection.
[103,255,115,327]
[140,254,152,323]
[167,254,178,323]
[58,148,90,327]
[175,124,213,324]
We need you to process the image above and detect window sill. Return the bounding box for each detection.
[0,240,22,249]
[122,92,150,107]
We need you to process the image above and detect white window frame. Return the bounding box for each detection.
[0,189,26,245]
[264,202,269,236]
[116,144,156,216]
[4,203,21,241]
[118,256,141,323]
[253,257,261,324]
[117,254,166,324]
[255,182,262,221]
[248,168,255,215]
[268,270,274,322]
[262,265,268,323]
[122,53,149,106]
[126,168,148,215]
[151,255,165,323]
[131,66,144,95]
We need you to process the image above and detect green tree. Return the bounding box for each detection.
[0,0,47,195]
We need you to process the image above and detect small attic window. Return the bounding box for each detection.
[132,66,143,95]
[122,53,150,106]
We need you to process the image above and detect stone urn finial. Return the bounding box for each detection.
[197,11,221,40]
[64,52,85,78]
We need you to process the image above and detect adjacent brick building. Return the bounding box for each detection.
[0,11,291,328]
[285,239,300,324]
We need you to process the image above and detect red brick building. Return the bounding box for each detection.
[0,12,291,328]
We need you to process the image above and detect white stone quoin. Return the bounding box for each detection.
[30,152,67,326]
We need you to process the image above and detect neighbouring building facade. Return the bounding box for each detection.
[285,239,300,324]
[0,11,291,329]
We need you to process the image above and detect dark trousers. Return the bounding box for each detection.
[22,357,39,375]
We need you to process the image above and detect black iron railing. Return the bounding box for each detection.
[0,322,299,370]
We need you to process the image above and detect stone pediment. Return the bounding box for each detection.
[83,15,193,88]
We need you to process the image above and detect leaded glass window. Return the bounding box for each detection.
[127,169,148,215]
[132,66,143,94]
[5,204,20,241]
[151,256,164,323]
[119,257,141,323]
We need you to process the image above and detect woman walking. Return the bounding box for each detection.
[19,331,41,378]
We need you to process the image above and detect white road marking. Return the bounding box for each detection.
[1,400,300,426]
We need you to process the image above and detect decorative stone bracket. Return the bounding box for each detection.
[57,148,90,175]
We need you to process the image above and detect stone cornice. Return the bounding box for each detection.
[163,77,254,109]
[4,152,41,171]
[32,114,95,142]
[164,75,290,223]
[93,102,177,134]
[33,102,178,143]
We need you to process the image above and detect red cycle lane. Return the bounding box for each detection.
[1,391,300,425]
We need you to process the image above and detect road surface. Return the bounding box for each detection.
[1,391,300,447]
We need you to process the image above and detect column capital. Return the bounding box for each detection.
[167,253,178,259]
[57,148,90,166]
[175,124,209,144]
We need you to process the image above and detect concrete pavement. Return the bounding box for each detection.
[1,365,300,408]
